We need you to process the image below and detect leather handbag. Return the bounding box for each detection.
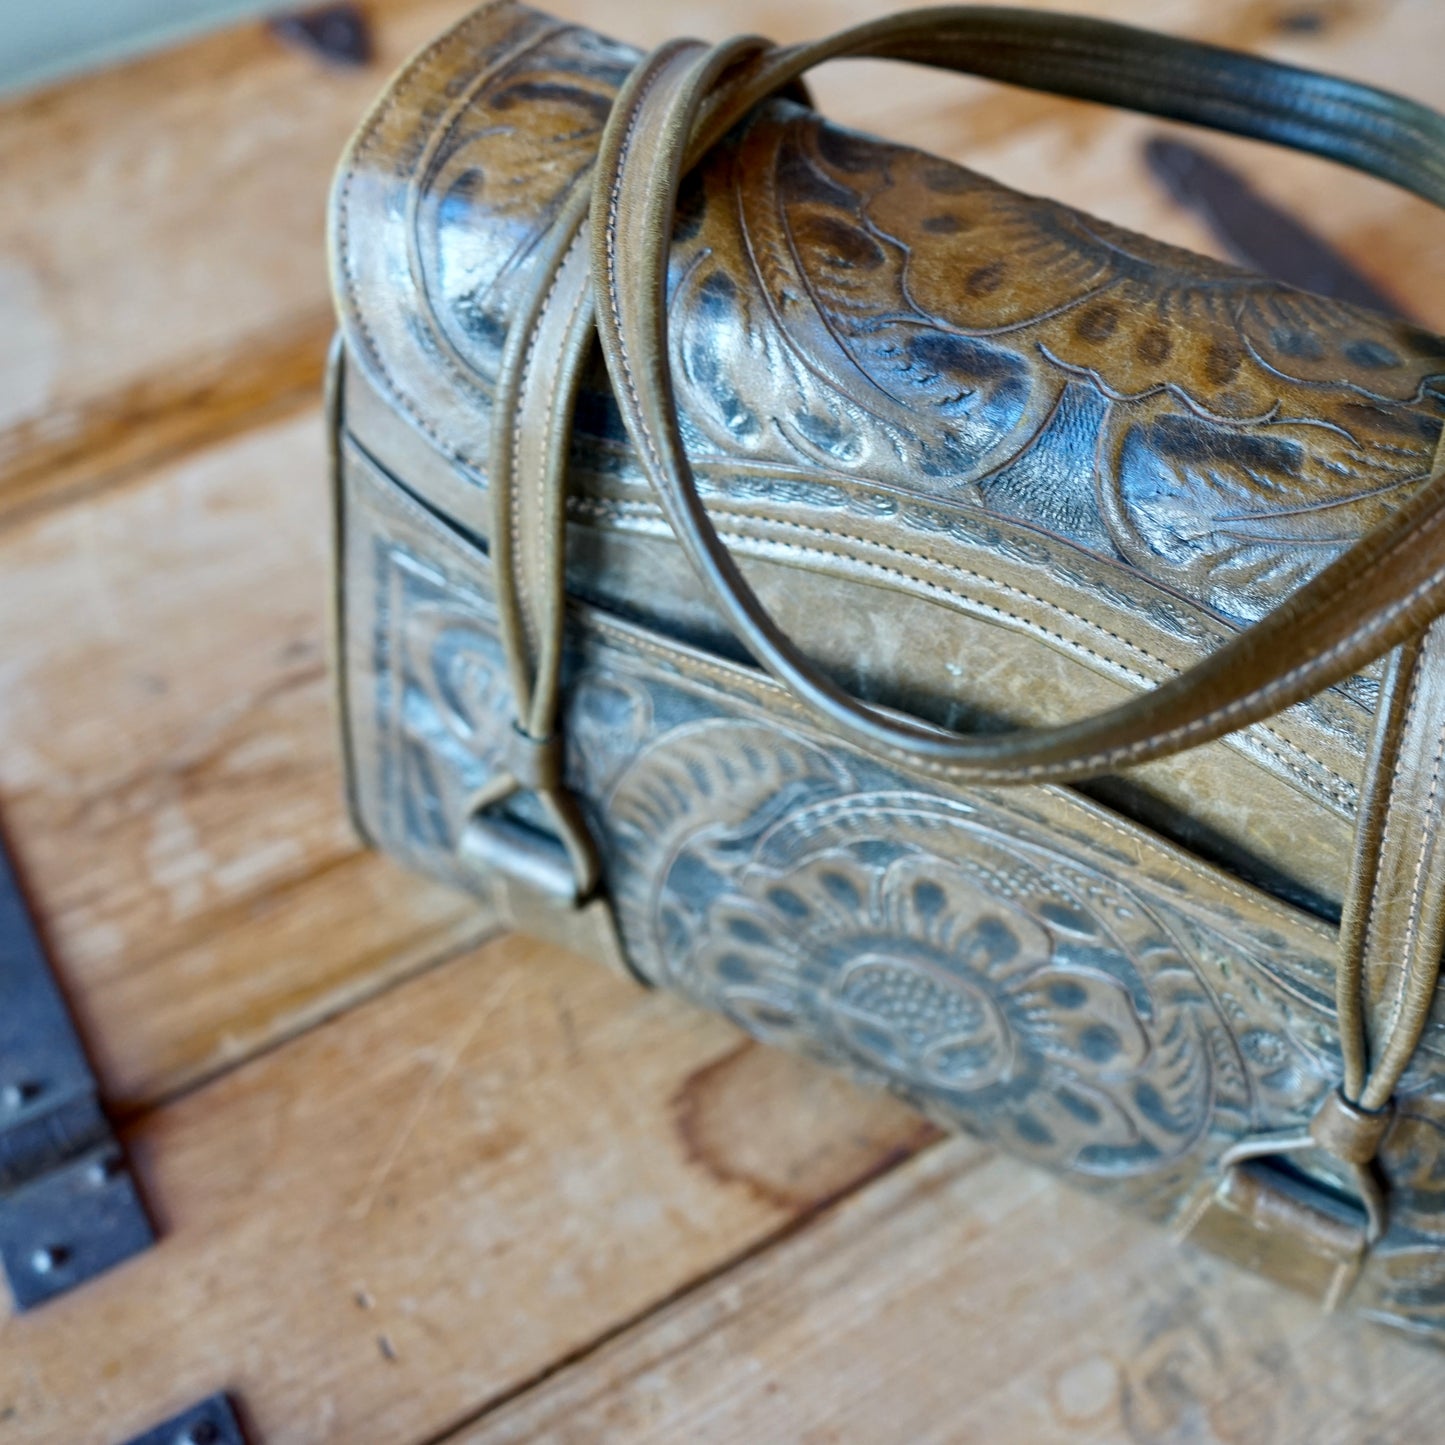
[328,1,1445,1337]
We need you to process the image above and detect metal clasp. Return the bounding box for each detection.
[457,811,634,980]
[1178,1089,1394,1311]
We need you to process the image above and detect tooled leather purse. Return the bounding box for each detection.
[328,2,1445,1336]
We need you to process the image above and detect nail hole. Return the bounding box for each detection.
[30,1245,69,1275]
[87,1154,121,1187]
[1,1081,41,1110]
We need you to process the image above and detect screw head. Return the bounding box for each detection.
[30,1245,68,1275]
[87,1154,121,1188]
[178,1421,221,1445]
[1,1081,38,1110]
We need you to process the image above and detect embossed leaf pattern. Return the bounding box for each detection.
[666,114,1445,621]
[765,847,1176,1162]
[407,23,1445,626]
[379,539,1445,1324]
[411,30,1445,625]
[605,723,1219,1176]
[417,24,637,382]
[685,821,1212,1173]
[355,12,1445,1331]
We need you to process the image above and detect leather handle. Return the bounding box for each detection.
[590,8,1445,786]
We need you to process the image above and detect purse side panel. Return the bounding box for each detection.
[335,426,1445,1340]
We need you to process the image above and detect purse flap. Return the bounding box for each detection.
[332,0,1445,614]
[328,0,1445,908]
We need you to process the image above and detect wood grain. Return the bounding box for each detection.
[3,2,1445,1440]
[0,0,476,525]
[0,935,934,1445]
[3,0,1442,525]
[0,408,491,1110]
[459,1142,1441,1445]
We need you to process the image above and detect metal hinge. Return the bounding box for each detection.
[0,830,153,1309]
[120,1393,247,1445]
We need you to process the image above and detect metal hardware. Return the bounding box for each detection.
[120,1392,246,1445]
[0,831,153,1309]
[459,813,580,907]
[271,5,373,67]
[492,872,633,977]
[458,813,635,979]
[1178,1153,1372,1310]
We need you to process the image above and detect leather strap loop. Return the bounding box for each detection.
[1335,611,1445,1114]
[1309,1091,1395,1167]
[590,10,1445,787]
[480,8,1445,1264]
[574,8,1445,1267]
[475,36,773,899]
[502,724,564,794]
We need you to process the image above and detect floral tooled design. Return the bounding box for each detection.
[606,722,1219,1175]
[693,834,1203,1171]
[366,529,1445,1330]
[352,9,1445,639]
[669,112,1445,622]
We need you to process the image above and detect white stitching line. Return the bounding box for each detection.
[528,241,593,732]
[352,445,1312,922]
[1402,716,1445,995]
[570,496,1358,807]
[1357,659,1428,995]
[1077,562,1445,780]
[596,62,1445,783]
[510,230,586,667]
[602,52,683,489]
[1368,684,1445,1096]
[575,598,1303,919]
[740,515,1358,802]
[353,11,1445,791]
[667,507,1445,784]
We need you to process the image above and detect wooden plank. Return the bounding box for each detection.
[0,0,1439,1427]
[459,1142,1442,1445]
[0,0,476,525]
[0,407,490,1110]
[0,934,936,1445]
[4,0,1443,526]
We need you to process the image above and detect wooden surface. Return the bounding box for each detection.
[1,1,1443,1440]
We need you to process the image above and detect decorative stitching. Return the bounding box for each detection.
[353,441,1323,925]
[602,49,688,488]
[574,593,1305,920]
[349,8,1445,793]
[569,495,1358,809]
[510,230,585,659]
[534,245,593,667]
[1402,714,1445,999]
[1370,687,1445,1086]
[595,66,1445,785]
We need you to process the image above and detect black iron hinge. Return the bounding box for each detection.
[121,1393,247,1445]
[0,831,153,1309]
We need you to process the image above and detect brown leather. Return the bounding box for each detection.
[1345,615,1445,1113]
[335,4,1445,909]
[328,1,1445,1338]
[576,4,1445,1264]
[588,21,1445,786]
[1309,1091,1394,1166]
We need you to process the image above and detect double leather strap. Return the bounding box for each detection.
[477,6,1445,1282]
